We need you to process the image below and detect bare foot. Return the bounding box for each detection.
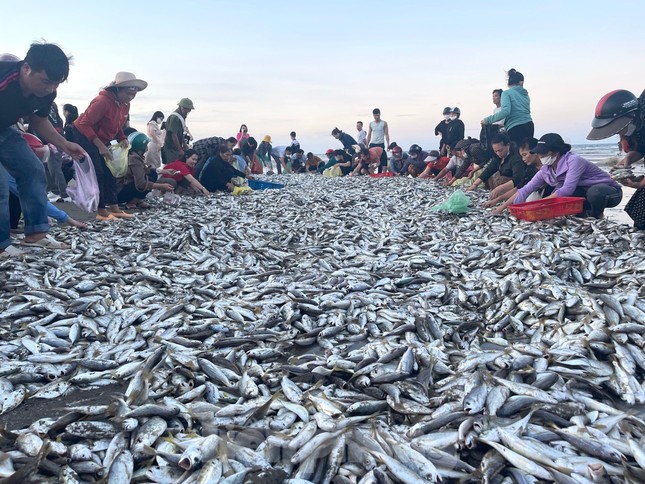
[66,218,88,229]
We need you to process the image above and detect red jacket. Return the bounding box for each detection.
[74,89,129,144]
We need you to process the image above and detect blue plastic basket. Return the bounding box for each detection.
[248,179,285,190]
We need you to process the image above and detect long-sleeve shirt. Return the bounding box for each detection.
[401,151,428,174]
[483,85,531,131]
[74,90,128,144]
[121,152,155,192]
[338,132,357,151]
[479,148,533,188]
[200,156,246,192]
[515,151,621,204]
[444,119,464,149]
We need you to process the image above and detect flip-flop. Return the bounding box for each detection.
[96,214,116,221]
[20,235,69,249]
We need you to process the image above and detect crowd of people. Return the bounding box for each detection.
[1,42,644,257]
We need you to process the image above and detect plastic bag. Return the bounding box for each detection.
[66,152,100,212]
[431,190,471,214]
[232,186,253,196]
[104,143,129,178]
[323,165,343,178]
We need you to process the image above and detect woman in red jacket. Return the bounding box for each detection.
[71,72,147,221]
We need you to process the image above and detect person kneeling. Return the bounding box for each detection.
[199,145,248,192]
[510,133,623,218]
[117,132,174,209]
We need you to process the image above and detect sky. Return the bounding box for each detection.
[4,0,644,153]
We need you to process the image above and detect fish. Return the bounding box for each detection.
[0,174,644,482]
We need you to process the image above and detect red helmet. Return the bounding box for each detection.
[587,89,638,140]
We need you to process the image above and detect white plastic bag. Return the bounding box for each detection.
[67,152,99,212]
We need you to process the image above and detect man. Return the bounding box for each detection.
[162,98,194,164]
[270,145,291,174]
[0,43,84,256]
[192,135,226,180]
[365,108,390,173]
[331,127,358,161]
[350,146,384,176]
[289,131,300,154]
[492,89,505,127]
[291,149,307,173]
[356,121,367,146]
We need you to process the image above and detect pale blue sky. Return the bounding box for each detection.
[5,1,644,152]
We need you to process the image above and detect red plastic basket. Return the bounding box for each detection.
[509,197,585,221]
[369,172,394,178]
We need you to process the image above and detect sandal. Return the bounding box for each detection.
[21,235,69,249]
[110,211,136,219]
[0,245,25,258]
[136,201,152,209]
[96,214,116,221]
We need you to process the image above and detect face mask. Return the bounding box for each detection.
[462,152,468,160]
[540,154,557,166]
[450,115,458,121]
[444,115,450,120]
[156,118,163,124]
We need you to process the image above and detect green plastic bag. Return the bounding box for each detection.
[431,190,471,214]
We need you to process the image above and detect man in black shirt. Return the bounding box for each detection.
[0,43,84,255]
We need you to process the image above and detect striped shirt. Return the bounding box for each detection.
[0,61,56,130]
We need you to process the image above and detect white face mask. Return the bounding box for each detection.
[156,118,163,124]
[540,154,557,166]
[444,115,450,120]
[462,152,468,160]
[449,115,457,121]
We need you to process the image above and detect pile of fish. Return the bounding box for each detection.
[1,174,645,483]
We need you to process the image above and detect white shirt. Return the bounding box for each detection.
[357,129,367,145]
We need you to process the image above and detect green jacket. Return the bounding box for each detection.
[484,86,532,131]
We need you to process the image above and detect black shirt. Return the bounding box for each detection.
[0,61,56,130]
[434,120,450,148]
[445,119,465,149]
[199,156,246,192]
[479,146,535,188]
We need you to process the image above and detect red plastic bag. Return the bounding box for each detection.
[67,152,99,212]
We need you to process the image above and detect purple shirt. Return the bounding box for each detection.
[515,151,620,204]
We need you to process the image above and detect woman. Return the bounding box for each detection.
[241,137,263,174]
[161,149,210,195]
[72,72,147,221]
[145,111,165,169]
[117,132,174,209]
[488,137,543,215]
[481,69,533,144]
[199,145,247,192]
[236,124,250,148]
[512,133,622,218]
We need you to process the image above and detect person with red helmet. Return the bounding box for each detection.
[588,89,645,229]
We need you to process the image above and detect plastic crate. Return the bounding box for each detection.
[369,172,394,178]
[509,197,585,221]
[247,179,285,190]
